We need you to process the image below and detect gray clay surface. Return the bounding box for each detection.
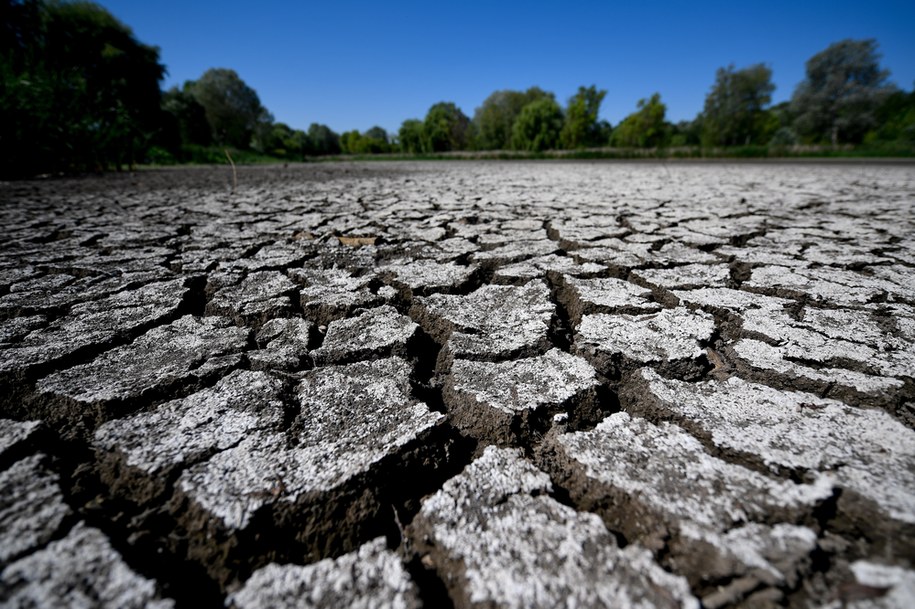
[1,161,913,608]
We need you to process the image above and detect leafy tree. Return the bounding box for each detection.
[191,68,265,148]
[398,119,424,154]
[669,119,701,147]
[362,126,390,153]
[1,0,165,176]
[161,84,211,149]
[251,107,276,153]
[423,102,472,152]
[510,97,564,151]
[611,93,668,148]
[253,121,307,158]
[701,64,775,146]
[472,87,554,150]
[791,39,896,145]
[335,128,388,155]
[868,87,915,146]
[339,130,362,154]
[305,123,341,156]
[560,85,607,148]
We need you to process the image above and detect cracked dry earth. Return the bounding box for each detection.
[1,161,914,609]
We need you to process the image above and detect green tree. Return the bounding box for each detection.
[161,84,212,149]
[611,93,668,148]
[560,85,607,149]
[305,123,341,156]
[868,87,915,146]
[191,68,265,148]
[510,97,564,151]
[251,107,276,153]
[398,119,424,154]
[791,39,896,145]
[356,126,390,154]
[339,130,361,154]
[253,122,307,158]
[669,119,701,147]
[701,64,775,146]
[472,87,554,150]
[1,0,165,176]
[423,102,472,152]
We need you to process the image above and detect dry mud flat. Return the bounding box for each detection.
[0,160,913,609]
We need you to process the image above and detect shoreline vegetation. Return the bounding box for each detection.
[135,143,915,169]
[3,1,914,179]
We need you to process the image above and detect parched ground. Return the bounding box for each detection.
[0,160,913,609]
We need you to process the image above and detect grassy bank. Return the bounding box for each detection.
[140,143,915,169]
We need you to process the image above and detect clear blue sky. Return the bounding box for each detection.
[98,0,915,135]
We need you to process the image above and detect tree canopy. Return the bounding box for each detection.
[611,94,668,148]
[472,87,554,150]
[1,0,165,176]
[2,2,912,178]
[560,85,608,149]
[701,64,775,146]
[398,119,424,154]
[510,98,564,151]
[791,39,895,145]
[423,102,472,152]
[190,68,266,149]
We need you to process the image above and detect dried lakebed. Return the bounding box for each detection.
[0,161,913,609]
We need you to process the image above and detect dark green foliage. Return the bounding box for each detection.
[867,88,915,146]
[791,39,895,145]
[161,84,212,148]
[339,130,361,154]
[338,127,391,155]
[510,98,564,151]
[472,87,554,150]
[1,0,165,177]
[306,123,341,156]
[669,120,701,147]
[252,122,308,159]
[611,93,669,148]
[701,64,775,146]
[423,102,472,152]
[560,85,607,149]
[190,68,266,148]
[398,119,424,154]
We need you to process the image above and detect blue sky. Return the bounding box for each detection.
[98,0,915,135]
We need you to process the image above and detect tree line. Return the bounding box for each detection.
[2,0,914,178]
